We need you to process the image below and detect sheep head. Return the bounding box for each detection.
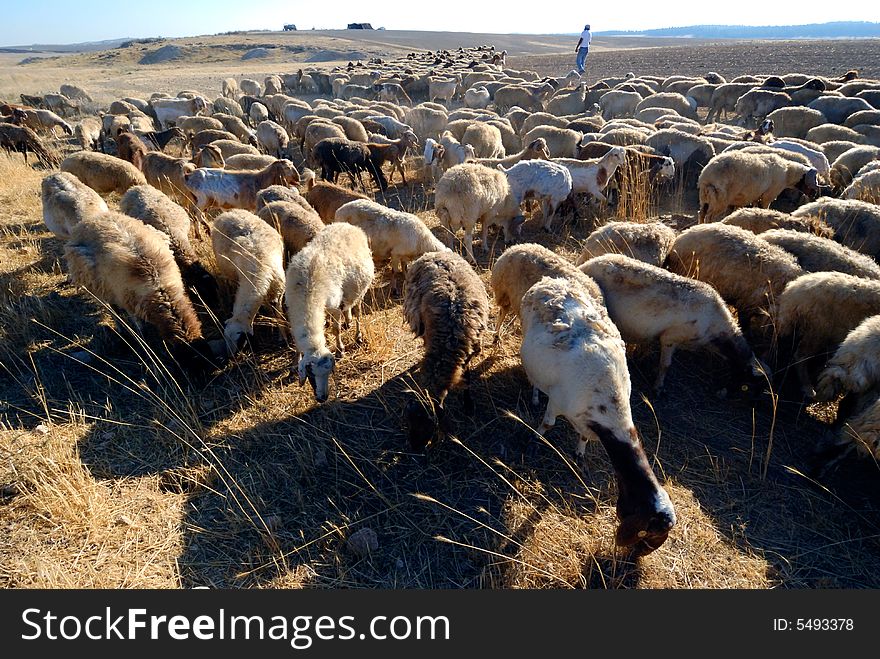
[795,167,822,200]
[298,351,336,403]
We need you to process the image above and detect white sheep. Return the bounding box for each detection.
[150,95,208,130]
[41,172,109,239]
[285,222,375,402]
[816,314,880,404]
[464,86,491,109]
[792,197,880,259]
[334,198,448,291]
[438,130,477,173]
[59,151,147,195]
[499,159,573,231]
[720,207,834,238]
[462,122,505,159]
[184,160,300,211]
[211,210,286,354]
[489,242,603,341]
[667,223,805,335]
[434,163,523,262]
[576,220,677,267]
[553,146,627,204]
[697,150,820,223]
[760,228,880,280]
[580,254,764,393]
[256,120,290,159]
[64,211,218,375]
[519,276,676,553]
[521,125,583,158]
[775,271,880,397]
[843,169,880,202]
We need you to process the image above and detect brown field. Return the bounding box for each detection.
[1,31,879,590]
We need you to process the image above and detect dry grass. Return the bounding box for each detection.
[2,34,880,589]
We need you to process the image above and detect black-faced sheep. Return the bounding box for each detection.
[519,276,676,554]
[403,250,489,450]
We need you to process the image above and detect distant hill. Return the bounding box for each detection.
[597,21,880,39]
[0,38,132,53]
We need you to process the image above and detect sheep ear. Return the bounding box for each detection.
[596,166,608,188]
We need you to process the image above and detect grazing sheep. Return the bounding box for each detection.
[761,228,880,280]
[211,210,286,354]
[805,123,863,145]
[765,107,827,139]
[222,78,239,99]
[64,212,219,375]
[285,223,375,402]
[438,130,477,172]
[666,223,804,335]
[554,146,627,204]
[75,117,102,151]
[403,251,489,450]
[829,145,880,189]
[335,199,448,291]
[150,95,208,130]
[119,185,218,307]
[59,151,147,195]
[490,242,602,341]
[213,113,257,145]
[576,220,676,267]
[41,172,109,239]
[60,84,92,103]
[720,207,834,238]
[177,115,224,136]
[464,86,491,110]
[792,197,880,259]
[255,183,308,212]
[521,125,583,158]
[697,150,820,223]
[519,276,676,553]
[140,151,196,206]
[499,159,573,231]
[365,132,419,185]
[816,314,880,403]
[462,122,505,159]
[580,254,763,393]
[311,137,387,191]
[434,163,524,262]
[249,102,269,127]
[257,200,323,260]
[115,130,148,169]
[598,90,643,120]
[239,79,262,97]
[472,136,550,168]
[184,159,299,211]
[646,129,716,179]
[734,89,791,127]
[256,120,290,159]
[808,96,874,125]
[775,271,880,396]
[707,82,760,122]
[494,83,554,113]
[843,169,880,202]
[636,92,698,121]
[303,180,369,223]
[19,108,73,136]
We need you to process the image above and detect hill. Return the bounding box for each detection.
[598,21,880,39]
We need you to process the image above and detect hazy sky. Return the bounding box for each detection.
[2,0,877,46]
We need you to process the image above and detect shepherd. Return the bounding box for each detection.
[575,24,592,74]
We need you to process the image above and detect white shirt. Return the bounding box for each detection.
[579,29,592,45]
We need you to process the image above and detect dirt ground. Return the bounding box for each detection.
[1,32,879,590]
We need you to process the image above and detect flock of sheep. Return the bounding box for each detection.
[3,42,880,556]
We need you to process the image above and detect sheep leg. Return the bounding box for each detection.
[480,217,492,253]
[354,302,364,345]
[537,401,557,436]
[329,308,345,355]
[389,256,402,295]
[493,306,509,344]
[654,340,676,395]
[463,230,477,264]
[398,160,408,186]
[531,386,540,407]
